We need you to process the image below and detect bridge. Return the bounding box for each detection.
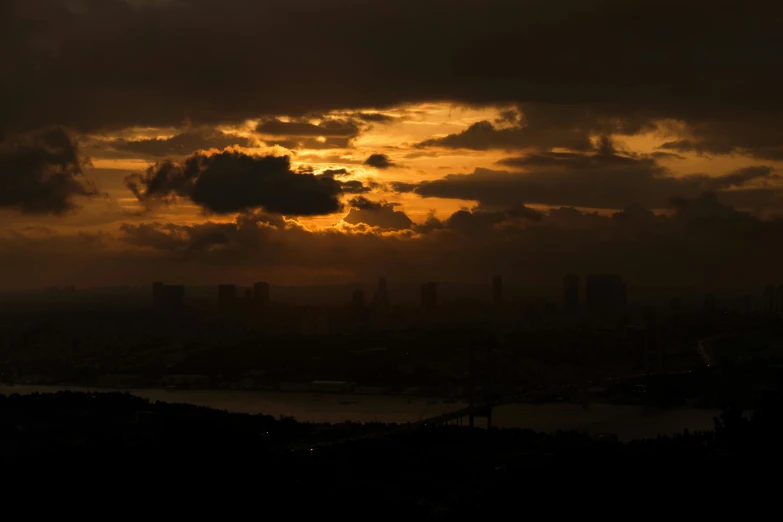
[284,367,692,453]
[283,401,501,453]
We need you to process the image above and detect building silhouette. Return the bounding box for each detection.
[218,284,237,308]
[374,278,389,308]
[152,282,185,313]
[421,282,438,311]
[492,275,503,307]
[352,288,366,312]
[301,308,329,336]
[586,275,626,318]
[254,282,270,306]
[563,274,579,316]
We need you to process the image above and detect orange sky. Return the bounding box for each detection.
[4,102,781,236]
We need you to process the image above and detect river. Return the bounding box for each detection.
[0,384,719,442]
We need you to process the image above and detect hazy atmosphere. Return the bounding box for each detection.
[3,0,783,290]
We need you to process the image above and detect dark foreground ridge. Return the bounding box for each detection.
[2,390,783,517]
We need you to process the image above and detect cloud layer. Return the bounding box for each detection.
[0,128,98,214]
[126,151,356,215]
[5,192,783,291]
[5,0,781,144]
[395,141,782,211]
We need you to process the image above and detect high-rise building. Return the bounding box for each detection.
[218,284,237,307]
[421,282,438,311]
[563,274,579,316]
[586,275,626,318]
[492,275,503,307]
[301,308,329,336]
[374,278,389,307]
[352,288,366,311]
[253,282,270,306]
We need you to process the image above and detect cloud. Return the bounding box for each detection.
[319,168,350,177]
[0,127,99,215]
[7,0,781,151]
[255,118,361,150]
[343,197,413,230]
[110,128,255,157]
[256,118,360,138]
[657,116,783,160]
[340,180,375,194]
[417,119,594,151]
[125,151,345,215]
[395,144,782,211]
[357,113,396,123]
[365,153,396,170]
[9,191,783,290]
[120,211,285,252]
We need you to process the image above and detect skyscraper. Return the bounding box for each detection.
[492,275,503,307]
[352,288,366,310]
[563,274,579,316]
[374,278,389,307]
[254,282,270,306]
[421,282,438,311]
[218,284,237,307]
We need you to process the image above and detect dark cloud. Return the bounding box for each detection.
[257,118,360,150]
[9,192,783,290]
[120,211,285,252]
[265,137,354,150]
[658,117,783,160]
[389,181,419,193]
[319,168,350,178]
[347,196,387,211]
[125,151,345,215]
[16,191,783,290]
[357,113,396,124]
[6,0,781,153]
[365,154,396,170]
[343,197,413,230]
[339,180,374,194]
[495,109,521,126]
[417,119,593,151]
[0,127,99,215]
[418,109,652,152]
[110,128,255,157]
[398,145,782,211]
[256,118,360,138]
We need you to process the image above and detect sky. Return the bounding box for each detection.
[2,0,783,291]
